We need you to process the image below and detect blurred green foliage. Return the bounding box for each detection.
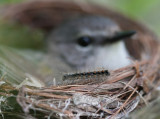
[0,0,23,4]
[0,20,45,49]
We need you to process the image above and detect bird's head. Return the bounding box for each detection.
[47,16,136,71]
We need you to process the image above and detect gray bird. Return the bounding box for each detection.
[46,16,135,85]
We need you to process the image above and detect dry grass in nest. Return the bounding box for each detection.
[15,47,160,119]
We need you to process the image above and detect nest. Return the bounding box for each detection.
[0,0,160,119]
[16,51,160,119]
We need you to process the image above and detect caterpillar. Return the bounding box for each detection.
[62,70,110,85]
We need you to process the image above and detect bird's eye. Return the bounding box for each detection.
[77,36,93,47]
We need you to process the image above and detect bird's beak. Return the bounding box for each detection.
[106,30,136,43]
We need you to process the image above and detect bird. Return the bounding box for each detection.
[5,0,158,86]
[45,15,136,85]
